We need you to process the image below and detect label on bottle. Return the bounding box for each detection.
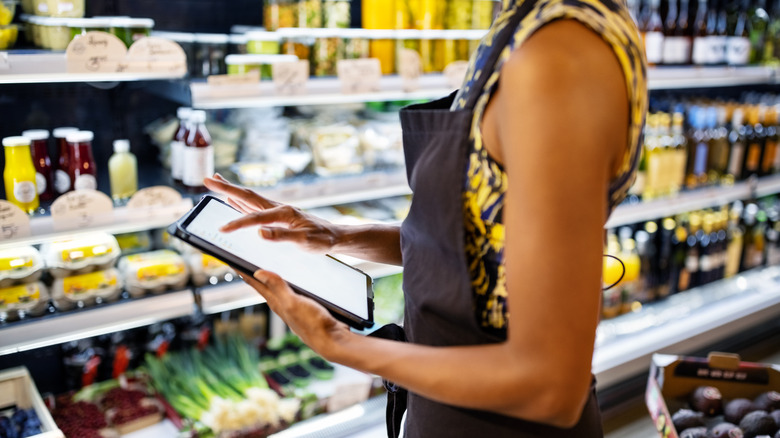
[662,37,691,64]
[692,37,710,65]
[35,173,47,195]
[728,141,745,177]
[699,254,712,272]
[694,142,709,177]
[54,169,71,194]
[182,146,214,187]
[726,37,751,65]
[644,32,665,64]
[13,181,36,204]
[706,36,727,64]
[74,174,97,191]
[170,141,184,180]
[686,253,699,272]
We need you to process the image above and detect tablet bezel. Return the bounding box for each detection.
[168,195,374,330]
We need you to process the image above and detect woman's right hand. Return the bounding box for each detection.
[203,173,343,254]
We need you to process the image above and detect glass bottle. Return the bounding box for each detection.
[692,0,710,65]
[765,209,780,266]
[182,110,213,193]
[657,217,676,299]
[657,113,675,197]
[671,112,689,195]
[761,106,779,175]
[643,114,661,200]
[726,0,751,64]
[686,212,703,289]
[619,229,641,314]
[678,0,693,63]
[707,106,730,184]
[663,0,680,64]
[171,107,191,185]
[671,219,690,293]
[727,107,747,182]
[740,202,763,270]
[687,107,710,189]
[2,136,40,214]
[643,0,666,65]
[21,129,55,203]
[66,130,98,191]
[749,0,770,63]
[602,231,623,319]
[699,213,716,285]
[706,0,726,63]
[52,127,78,195]
[108,139,138,203]
[742,106,765,179]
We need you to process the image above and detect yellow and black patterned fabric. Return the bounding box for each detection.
[454,0,648,337]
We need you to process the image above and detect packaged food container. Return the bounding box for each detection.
[37,16,71,50]
[194,33,229,77]
[0,23,18,49]
[45,0,82,17]
[41,233,121,278]
[312,37,344,76]
[0,282,49,322]
[231,161,287,187]
[187,252,235,286]
[344,37,369,59]
[0,247,44,288]
[31,0,47,15]
[245,30,280,55]
[309,124,364,175]
[229,32,248,54]
[118,250,189,298]
[0,0,17,25]
[115,231,152,256]
[20,0,32,15]
[109,17,153,47]
[51,268,121,310]
[69,17,111,40]
[298,0,322,28]
[226,53,298,79]
[323,0,350,28]
[281,34,314,63]
[264,0,297,31]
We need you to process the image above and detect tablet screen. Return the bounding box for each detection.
[183,197,371,321]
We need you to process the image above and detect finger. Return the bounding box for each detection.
[238,273,276,307]
[204,175,277,210]
[220,206,299,232]
[253,270,293,308]
[227,198,253,215]
[260,227,307,244]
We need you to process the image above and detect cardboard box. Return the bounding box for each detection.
[646,352,780,438]
[0,367,64,438]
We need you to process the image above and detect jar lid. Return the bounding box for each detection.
[229,34,248,45]
[2,136,31,147]
[109,17,155,28]
[31,16,73,26]
[53,127,79,138]
[66,131,94,143]
[21,129,50,141]
[113,139,130,153]
[177,107,192,119]
[225,54,298,65]
[245,31,281,42]
[195,33,230,44]
[190,110,207,123]
[68,18,113,28]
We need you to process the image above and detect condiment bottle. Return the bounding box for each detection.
[53,127,79,195]
[21,129,55,203]
[171,107,192,185]
[182,110,213,193]
[2,136,40,214]
[108,139,138,202]
[66,130,98,191]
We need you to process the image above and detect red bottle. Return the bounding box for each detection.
[22,129,55,203]
[53,127,79,194]
[182,110,213,193]
[66,131,98,191]
[171,107,192,185]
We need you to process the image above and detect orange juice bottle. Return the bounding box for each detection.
[3,136,40,214]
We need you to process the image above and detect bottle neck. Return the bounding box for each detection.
[5,146,33,167]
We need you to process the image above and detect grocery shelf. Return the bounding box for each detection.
[0,52,186,85]
[647,66,778,90]
[0,290,195,356]
[592,266,780,388]
[199,280,266,315]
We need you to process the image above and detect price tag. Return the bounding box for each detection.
[0,52,10,71]
[50,190,114,230]
[206,71,261,86]
[444,60,470,89]
[272,60,310,96]
[0,201,31,241]
[66,31,128,73]
[399,49,422,92]
[337,58,382,94]
[127,186,191,221]
[125,37,188,75]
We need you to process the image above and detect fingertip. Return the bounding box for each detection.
[260,228,273,239]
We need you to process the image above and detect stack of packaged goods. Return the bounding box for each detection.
[0,246,48,322]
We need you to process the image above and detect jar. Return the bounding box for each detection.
[282,34,313,63]
[2,136,39,214]
[69,18,111,41]
[21,129,55,203]
[65,130,97,192]
[362,0,395,74]
[312,36,344,76]
[31,0,48,16]
[45,0,83,18]
[298,0,323,28]
[344,37,369,59]
[39,16,71,50]
[226,53,297,79]
[229,33,248,55]
[109,17,154,48]
[323,0,350,28]
[194,33,229,77]
[21,0,33,15]
[264,0,297,31]
[52,127,78,194]
[245,30,280,55]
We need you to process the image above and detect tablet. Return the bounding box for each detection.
[168,195,374,329]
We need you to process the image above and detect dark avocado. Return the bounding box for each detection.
[708,422,744,438]
[691,386,724,416]
[681,427,709,438]
[674,408,707,431]
[726,399,756,424]
[753,391,780,413]
[770,410,780,428]
[738,410,777,438]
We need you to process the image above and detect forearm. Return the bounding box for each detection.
[332,224,402,266]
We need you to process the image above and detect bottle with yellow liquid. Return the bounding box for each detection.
[602,231,624,319]
[619,232,641,314]
[108,139,138,203]
[3,136,40,214]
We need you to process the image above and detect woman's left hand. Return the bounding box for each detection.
[240,269,351,359]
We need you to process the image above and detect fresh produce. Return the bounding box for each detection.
[772,410,780,427]
[673,409,706,431]
[692,386,724,416]
[739,410,776,438]
[51,399,109,438]
[681,427,709,438]
[708,422,743,438]
[754,391,780,412]
[726,399,755,424]
[0,408,42,438]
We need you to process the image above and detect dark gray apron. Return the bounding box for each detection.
[386,2,605,436]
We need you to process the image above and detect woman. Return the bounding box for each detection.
[204,0,647,435]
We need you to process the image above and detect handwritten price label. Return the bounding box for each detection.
[51,190,114,230]
[207,71,261,86]
[443,60,470,89]
[399,49,422,92]
[66,31,128,74]
[125,37,188,75]
[127,186,183,211]
[0,201,31,241]
[273,60,310,96]
[337,58,382,94]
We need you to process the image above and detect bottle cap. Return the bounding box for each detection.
[66,131,95,143]
[2,136,31,147]
[53,127,79,139]
[177,107,192,120]
[190,110,207,123]
[21,129,50,141]
[113,139,130,153]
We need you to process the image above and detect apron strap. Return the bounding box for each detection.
[368,323,407,438]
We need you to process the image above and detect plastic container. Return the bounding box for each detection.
[50,268,121,309]
[298,0,323,28]
[231,161,286,187]
[41,233,121,278]
[68,17,110,40]
[36,16,72,50]
[0,23,18,49]
[45,0,83,17]
[114,231,152,256]
[0,282,49,321]
[281,34,314,63]
[187,252,235,286]
[323,0,350,28]
[264,0,297,31]
[3,136,39,214]
[117,250,189,297]
[246,30,280,55]
[0,0,17,25]
[312,37,344,76]
[226,53,298,79]
[194,33,229,77]
[109,17,153,47]
[0,247,44,288]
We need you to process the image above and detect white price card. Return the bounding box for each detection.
[206,71,261,86]
[272,60,310,96]
[125,37,188,75]
[444,60,470,89]
[66,31,128,73]
[399,49,422,92]
[337,58,382,94]
[126,186,191,221]
[50,190,114,230]
[0,52,10,71]
[0,201,31,241]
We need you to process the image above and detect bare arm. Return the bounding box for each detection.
[235,19,631,428]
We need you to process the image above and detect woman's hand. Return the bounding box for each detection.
[239,269,351,359]
[203,173,343,254]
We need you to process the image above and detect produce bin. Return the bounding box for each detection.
[0,367,64,438]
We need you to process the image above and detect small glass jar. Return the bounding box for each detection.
[282,34,313,63]
[344,37,369,59]
[298,0,323,28]
[229,33,248,55]
[245,30,280,55]
[312,36,344,76]
[69,17,110,41]
[109,17,154,48]
[194,33,229,77]
[39,17,72,50]
[45,0,84,18]
[264,0,297,31]
[323,0,350,28]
